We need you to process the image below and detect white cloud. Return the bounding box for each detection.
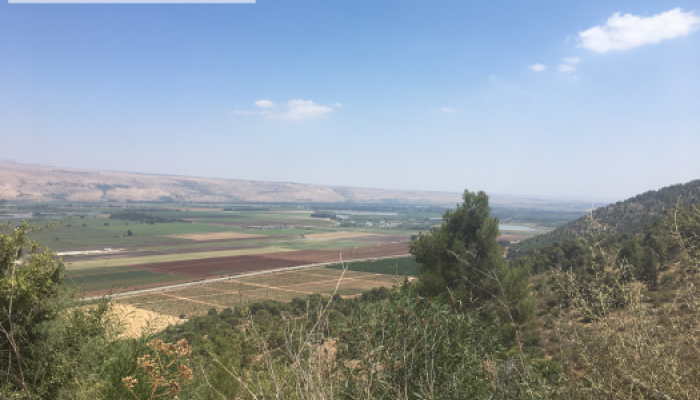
[255,99,275,108]
[236,99,335,121]
[579,8,700,52]
[559,57,581,73]
[562,57,581,64]
[529,63,547,72]
[333,102,343,108]
[559,64,577,72]
[281,99,334,121]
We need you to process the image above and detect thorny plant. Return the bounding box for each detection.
[666,204,700,274]
[551,206,700,400]
[122,339,193,400]
[208,258,352,400]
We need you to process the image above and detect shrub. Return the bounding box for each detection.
[660,271,676,286]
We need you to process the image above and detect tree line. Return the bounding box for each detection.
[109,211,191,224]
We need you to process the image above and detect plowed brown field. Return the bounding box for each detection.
[133,242,410,278]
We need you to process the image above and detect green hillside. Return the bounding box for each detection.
[507,179,700,257]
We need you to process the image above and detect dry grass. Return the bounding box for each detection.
[110,304,182,339]
[555,279,700,400]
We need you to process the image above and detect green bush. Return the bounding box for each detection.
[661,272,676,286]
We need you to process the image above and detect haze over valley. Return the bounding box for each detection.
[2,1,700,399]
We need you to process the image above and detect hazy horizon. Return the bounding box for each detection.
[2,1,699,201]
[0,159,633,204]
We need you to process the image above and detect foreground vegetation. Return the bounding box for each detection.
[3,189,700,399]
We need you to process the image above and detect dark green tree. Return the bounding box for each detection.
[639,246,659,291]
[411,190,534,322]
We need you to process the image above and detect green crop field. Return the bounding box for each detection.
[326,257,418,276]
[66,266,190,293]
[99,222,237,235]
[131,239,267,251]
[22,218,187,249]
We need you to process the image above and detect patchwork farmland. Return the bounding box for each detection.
[1,200,553,319]
[116,260,417,318]
[0,202,425,319]
[134,241,410,278]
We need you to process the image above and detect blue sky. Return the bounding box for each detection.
[1,0,699,201]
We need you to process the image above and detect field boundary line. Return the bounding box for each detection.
[80,254,413,302]
[158,293,227,308]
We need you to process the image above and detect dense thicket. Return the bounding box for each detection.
[514,204,700,296]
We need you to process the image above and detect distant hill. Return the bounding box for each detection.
[0,162,467,204]
[507,179,700,257]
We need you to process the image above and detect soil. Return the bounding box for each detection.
[305,231,377,240]
[349,234,411,243]
[132,243,411,278]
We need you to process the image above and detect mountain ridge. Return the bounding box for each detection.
[0,161,464,204]
[507,179,700,257]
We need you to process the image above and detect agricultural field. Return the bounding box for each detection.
[0,202,418,296]
[116,264,410,318]
[0,200,558,302]
[326,257,418,276]
[67,266,191,293]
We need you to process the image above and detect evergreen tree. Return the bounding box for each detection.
[411,190,534,322]
[639,246,659,291]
